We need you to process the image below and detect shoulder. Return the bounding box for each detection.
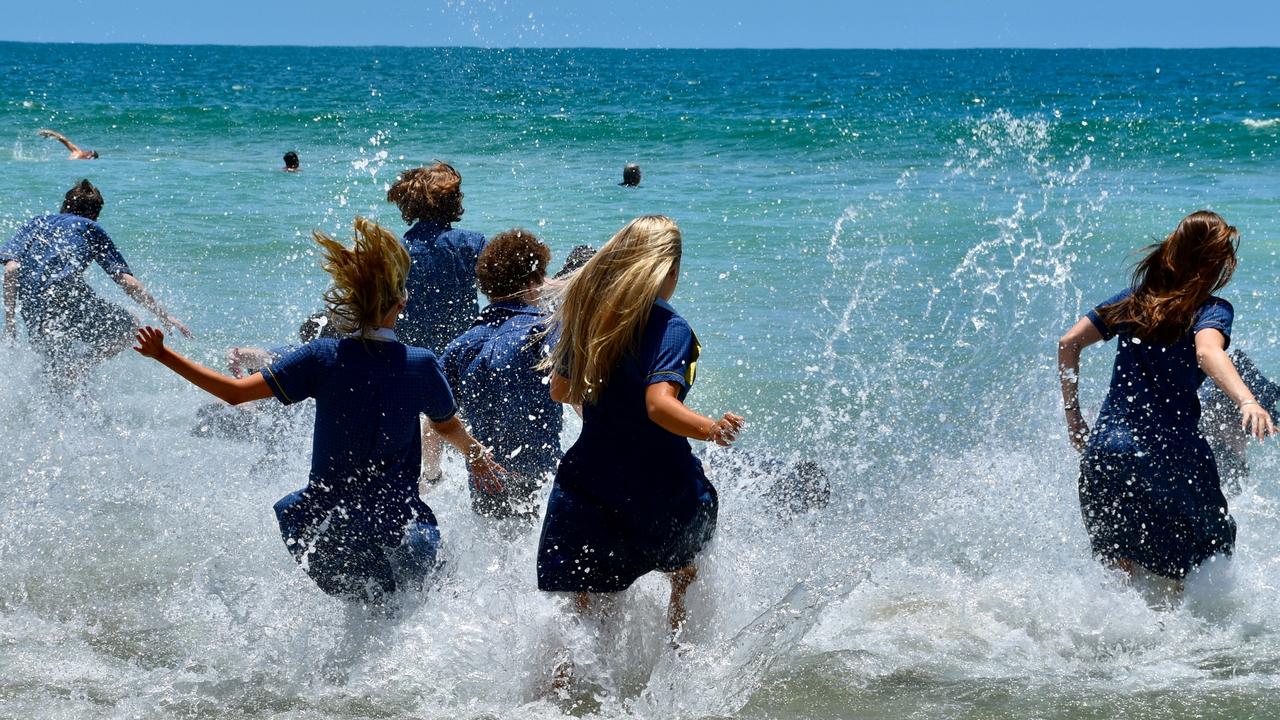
[1201,295,1233,313]
[441,227,485,249]
[649,300,692,334]
[1095,287,1134,308]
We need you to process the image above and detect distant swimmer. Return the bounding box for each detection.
[1058,211,1272,587]
[620,163,641,187]
[133,218,506,604]
[1,180,191,379]
[282,151,300,172]
[537,215,743,662]
[37,129,98,160]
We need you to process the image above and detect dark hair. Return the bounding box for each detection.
[554,244,597,279]
[283,151,300,168]
[1098,210,1239,344]
[476,229,550,301]
[621,163,641,187]
[386,162,464,225]
[298,311,340,343]
[61,179,103,219]
[88,150,100,159]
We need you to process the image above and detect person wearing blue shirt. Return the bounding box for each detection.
[133,218,505,604]
[1058,211,1274,586]
[1,179,191,378]
[442,229,561,519]
[386,162,487,485]
[536,216,744,663]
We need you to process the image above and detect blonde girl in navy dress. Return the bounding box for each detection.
[1057,211,1274,584]
[133,218,505,603]
[537,215,744,639]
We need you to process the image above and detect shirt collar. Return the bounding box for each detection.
[655,297,676,312]
[489,299,541,315]
[360,327,399,342]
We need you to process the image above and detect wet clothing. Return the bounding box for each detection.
[0,214,137,363]
[442,300,561,519]
[398,220,486,352]
[262,333,457,601]
[537,299,717,593]
[1079,289,1236,579]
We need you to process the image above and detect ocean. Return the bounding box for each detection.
[1,43,1280,719]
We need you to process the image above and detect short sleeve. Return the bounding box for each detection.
[87,223,132,276]
[645,316,699,390]
[262,343,321,406]
[439,338,464,392]
[0,224,30,263]
[1085,288,1134,341]
[1193,297,1233,348]
[417,354,458,423]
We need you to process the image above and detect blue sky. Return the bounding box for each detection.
[3,0,1278,48]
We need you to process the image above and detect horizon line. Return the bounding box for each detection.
[1,39,1277,52]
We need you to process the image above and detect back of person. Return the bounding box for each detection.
[444,302,561,506]
[400,221,486,350]
[8,213,129,309]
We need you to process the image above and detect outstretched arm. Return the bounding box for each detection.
[3,261,17,340]
[429,415,506,494]
[1058,317,1104,452]
[1196,329,1275,440]
[645,381,744,446]
[134,326,272,405]
[112,272,193,338]
[37,129,80,153]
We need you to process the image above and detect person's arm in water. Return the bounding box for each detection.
[133,326,272,405]
[112,272,194,338]
[644,381,744,445]
[3,260,17,340]
[1196,329,1275,440]
[429,415,505,494]
[37,129,94,159]
[1057,317,1104,452]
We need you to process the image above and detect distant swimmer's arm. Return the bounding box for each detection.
[133,326,273,405]
[1057,317,1103,452]
[1197,329,1275,441]
[645,381,744,446]
[112,272,194,338]
[429,415,507,495]
[3,261,17,340]
[37,129,79,152]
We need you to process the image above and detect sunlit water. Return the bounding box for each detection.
[2,45,1280,718]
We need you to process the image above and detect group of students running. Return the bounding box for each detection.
[2,162,1276,655]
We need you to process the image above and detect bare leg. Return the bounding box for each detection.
[419,420,444,490]
[667,565,698,640]
[551,592,592,693]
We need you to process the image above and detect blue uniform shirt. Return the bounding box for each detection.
[399,220,486,352]
[262,336,457,532]
[1087,288,1233,440]
[0,214,131,315]
[442,300,561,477]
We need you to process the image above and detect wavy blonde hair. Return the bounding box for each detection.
[313,217,411,335]
[541,215,682,404]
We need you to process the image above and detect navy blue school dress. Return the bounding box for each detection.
[441,300,562,519]
[261,331,458,602]
[537,299,717,593]
[398,220,486,353]
[1080,289,1236,579]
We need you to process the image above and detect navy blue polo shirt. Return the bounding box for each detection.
[399,220,487,352]
[0,213,131,315]
[442,300,561,477]
[263,336,457,508]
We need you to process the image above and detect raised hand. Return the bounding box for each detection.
[711,412,745,446]
[132,326,167,359]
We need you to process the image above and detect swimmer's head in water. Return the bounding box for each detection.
[61,179,103,220]
[313,217,411,335]
[283,151,299,170]
[621,163,641,187]
[476,229,550,302]
[87,150,99,159]
[386,162,464,225]
[1097,210,1239,344]
[554,244,597,279]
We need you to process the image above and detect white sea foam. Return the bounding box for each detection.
[1242,117,1280,129]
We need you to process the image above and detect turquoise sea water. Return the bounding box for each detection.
[2,44,1280,718]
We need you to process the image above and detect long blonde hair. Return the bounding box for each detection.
[541,215,682,404]
[313,217,411,334]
